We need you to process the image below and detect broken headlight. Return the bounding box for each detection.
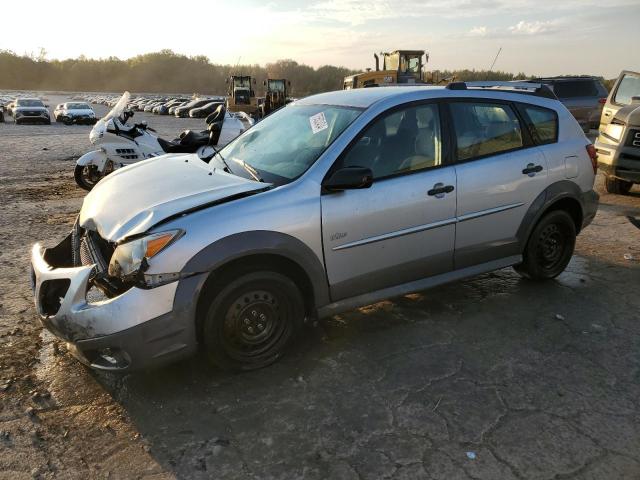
[108,230,182,279]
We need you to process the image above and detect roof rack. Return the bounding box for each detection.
[445,81,556,99]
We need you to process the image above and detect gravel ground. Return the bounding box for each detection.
[1,94,639,480]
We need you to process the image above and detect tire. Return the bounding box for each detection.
[44,119,51,125]
[605,175,633,195]
[514,210,576,280]
[63,117,73,126]
[14,117,20,125]
[74,164,103,191]
[202,270,304,372]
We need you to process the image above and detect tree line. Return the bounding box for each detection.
[0,49,358,97]
[3,48,607,96]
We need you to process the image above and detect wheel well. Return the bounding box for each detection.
[194,254,316,341]
[543,197,583,233]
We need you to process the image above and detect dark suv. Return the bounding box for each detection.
[533,77,608,132]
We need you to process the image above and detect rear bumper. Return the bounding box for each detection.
[580,189,599,229]
[30,235,198,371]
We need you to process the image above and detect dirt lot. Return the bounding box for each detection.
[1,94,640,480]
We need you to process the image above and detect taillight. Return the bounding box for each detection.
[598,98,607,105]
[586,144,598,174]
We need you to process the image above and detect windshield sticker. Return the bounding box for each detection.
[309,112,328,134]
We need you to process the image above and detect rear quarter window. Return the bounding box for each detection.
[518,104,558,145]
[552,80,598,98]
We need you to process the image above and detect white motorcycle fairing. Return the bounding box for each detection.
[77,149,108,170]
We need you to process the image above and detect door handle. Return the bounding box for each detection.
[522,163,543,176]
[427,183,455,198]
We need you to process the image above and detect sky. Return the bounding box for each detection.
[4,0,639,78]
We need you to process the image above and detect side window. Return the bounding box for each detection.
[340,104,442,179]
[614,73,640,105]
[450,102,523,161]
[520,104,558,144]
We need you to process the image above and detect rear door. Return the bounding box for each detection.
[601,71,640,130]
[321,102,457,300]
[448,99,549,269]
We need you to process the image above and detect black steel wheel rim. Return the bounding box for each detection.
[222,289,290,362]
[536,223,566,270]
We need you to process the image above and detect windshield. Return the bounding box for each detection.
[91,91,130,142]
[268,80,285,92]
[218,104,362,184]
[16,99,44,107]
[67,103,91,110]
[234,77,251,88]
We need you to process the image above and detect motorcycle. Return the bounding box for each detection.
[74,91,253,191]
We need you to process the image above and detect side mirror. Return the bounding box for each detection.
[263,80,267,86]
[323,166,373,191]
[288,81,291,87]
[631,96,640,105]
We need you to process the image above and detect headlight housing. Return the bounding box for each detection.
[108,230,182,279]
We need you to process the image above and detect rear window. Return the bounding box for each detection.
[520,105,558,144]
[551,80,598,98]
[450,102,523,161]
[614,73,640,105]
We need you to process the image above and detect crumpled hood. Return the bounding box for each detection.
[79,154,269,242]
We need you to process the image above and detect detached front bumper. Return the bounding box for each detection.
[31,235,196,371]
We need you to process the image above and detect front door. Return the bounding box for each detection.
[601,71,640,131]
[321,102,457,301]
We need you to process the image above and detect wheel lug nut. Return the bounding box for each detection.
[260,314,266,321]
[243,318,250,325]
[258,324,264,330]
[248,327,254,334]
[252,310,258,317]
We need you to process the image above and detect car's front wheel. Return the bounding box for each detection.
[202,270,304,371]
[605,175,633,195]
[515,210,576,280]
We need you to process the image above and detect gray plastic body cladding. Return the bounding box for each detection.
[73,305,199,371]
[516,180,599,247]
[181,230,330,308]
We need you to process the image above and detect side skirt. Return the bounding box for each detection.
[317,255,522,318]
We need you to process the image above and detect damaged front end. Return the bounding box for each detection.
[31,220,186,371]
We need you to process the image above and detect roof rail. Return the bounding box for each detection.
[446,81,556,99]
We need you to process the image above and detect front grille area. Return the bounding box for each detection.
[626,129,640,148]
[71,220,124,297]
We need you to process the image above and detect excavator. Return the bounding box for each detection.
[226,75,259,116]
[261,78,291,117]
[343,50,429,89]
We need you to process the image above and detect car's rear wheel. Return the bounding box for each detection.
[202,271,304,372]
[514,210,576,280]
[605,175,633,195]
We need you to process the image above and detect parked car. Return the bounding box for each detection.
[168,102,188,115]
[30,82,598,372]
[595,70,640,194]
[157,99,189,115]
[189,101,224,118]
[0,105,4,123]
[533,76,608,132]
[174,99,213,117]
[54,102,97,125]
[13,98,50,124]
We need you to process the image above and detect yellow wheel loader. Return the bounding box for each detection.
[226,75,259,116]
[343,50,428,89]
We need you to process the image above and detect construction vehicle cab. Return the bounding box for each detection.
[226,75,259,116]
[343,50,427,89]
[261,79,291,117]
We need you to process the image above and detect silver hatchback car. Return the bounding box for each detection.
[31,82,599,372]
